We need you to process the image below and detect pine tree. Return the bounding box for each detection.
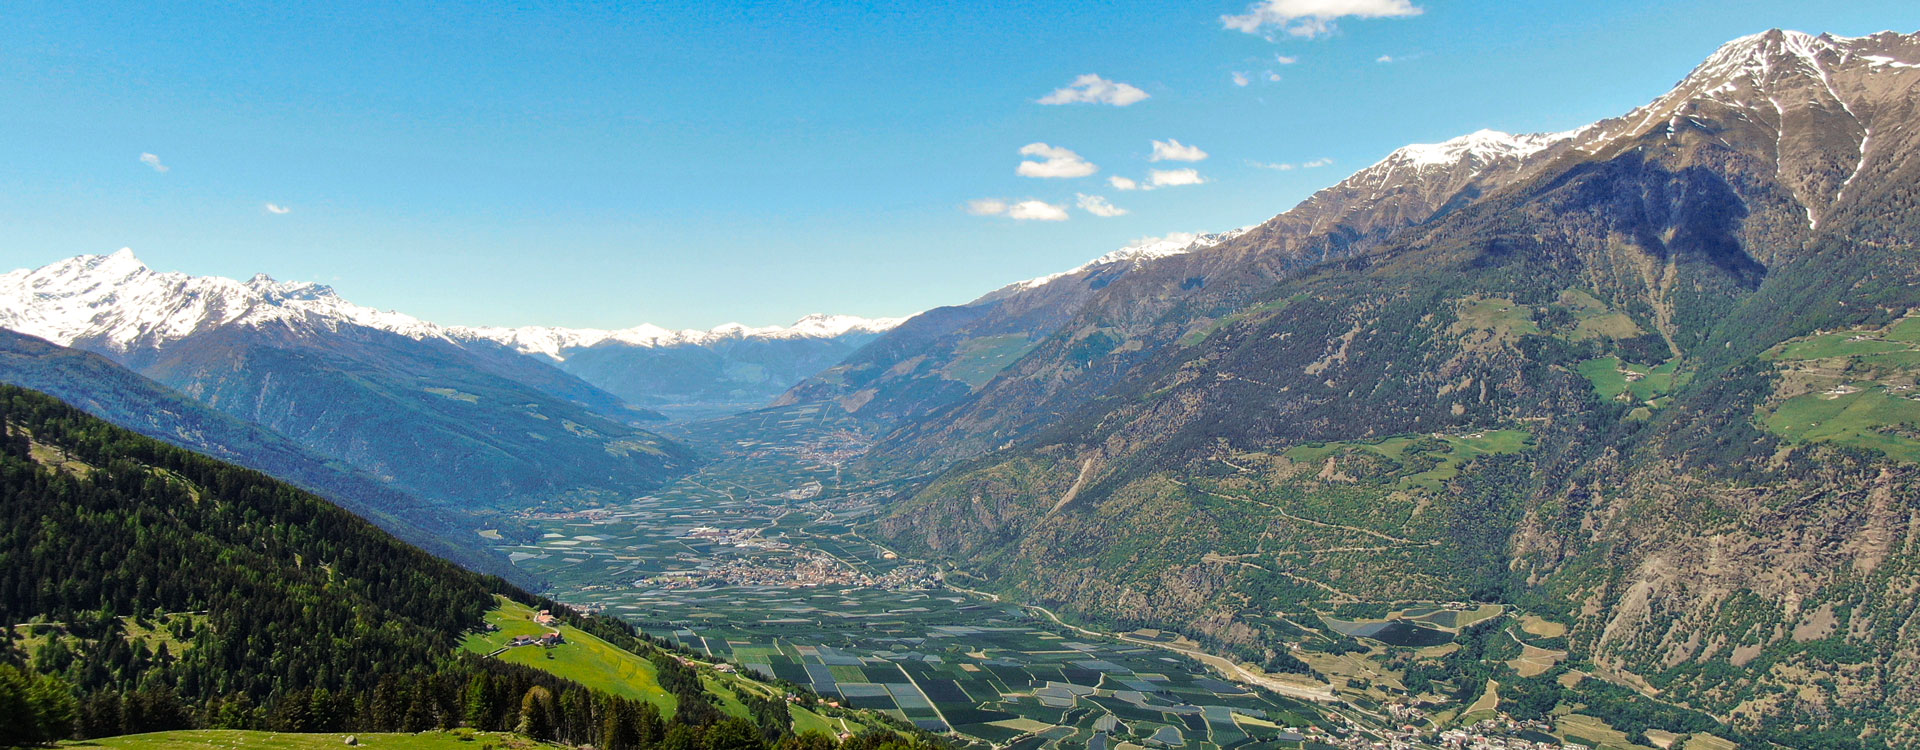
[515,686,554,741]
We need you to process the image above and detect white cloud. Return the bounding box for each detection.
[1303,157,1335,168]
[1222,0,1423,38]
[1109,176,1140,191]
[1017,143,1098,179]
[968,198,1070,221]
[1231,71,1251,87]
[265,203,292,214]
[1376,54,1395,63]
[1250,160,1297,171]
[1148,168,1207,187]
[1266,71,1283,82]
[1150,139,1209,163]
[1037,74,1149,106]
[1007,200,1070,221]
[1274,54,1299,64]
[1076,194,1127,217]
[966,198,1010,216]
[139,153,168,172]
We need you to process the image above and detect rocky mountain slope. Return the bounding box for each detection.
[865,29,1920,746]
[774,230,1247,428]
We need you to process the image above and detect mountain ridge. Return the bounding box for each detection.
[854,27,1920,746]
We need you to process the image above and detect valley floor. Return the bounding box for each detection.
[473,404,1714,750]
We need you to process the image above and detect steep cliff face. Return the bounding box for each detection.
[872,29,1920,745]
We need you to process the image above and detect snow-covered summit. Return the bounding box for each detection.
[1010,229,1253,292]
[0,250,905,359]
[1387,129,1571,170]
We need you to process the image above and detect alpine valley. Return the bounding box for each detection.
[4,25,1920,750]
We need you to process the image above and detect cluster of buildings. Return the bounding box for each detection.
[684,526,790,550]
[509,631,565,647]
[638,548,864,589]
[1434,718,1589,750]
[635,550,941,592]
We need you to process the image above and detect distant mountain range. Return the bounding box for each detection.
[0,250,908,504]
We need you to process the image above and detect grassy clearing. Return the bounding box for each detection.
[1181,294,1308,347]
[1764,387,1920,463]
[1577,357,1678,404]
[1453,297,1541,343]
[1452,605,1505,629]
[1557,290,1644,341]
[942,334,1039,388]
[14,613,209,671]
[1757,316,1920,462]
[62,730,556,750]
[462,596,675,712]
[1281,430,1532,492]
[1889,316,1920,343]
[423,387,481,403]
[1507,645,1565,677]
[1766,332,1910,360]
[1680,733,1739,750]
[1455,680,1500,725]
[1519,615,1568,638]
[1556,714,1659,750]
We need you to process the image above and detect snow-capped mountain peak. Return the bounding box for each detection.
[1011,229,1253,292]
[0,251,908,360]
[1386,129,1572,170]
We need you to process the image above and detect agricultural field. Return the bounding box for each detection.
[1759,315,1920,462]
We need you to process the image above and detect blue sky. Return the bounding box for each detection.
[3,1,1916,329]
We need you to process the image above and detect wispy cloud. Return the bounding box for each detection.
[1150,139,1209,163]
[1250,160,1297,171]
[1376,54,1395,63]
[1111,168,1210,191]
[966,198,1010,216]
[1007,200,1070,221]
[1274,54,1299,64]
[1148,168,1207,187]
[1222,0,1422,38]
[265,203,292,215]
[139,153,168,173]
[1017,143,1098,179]
[967,198,1070,221]
[1037,74,1149,106]
[1231,71,1251,87]
[1266,71,1283,82]
[1303,157,1335,168]
[1076,194,1127,217]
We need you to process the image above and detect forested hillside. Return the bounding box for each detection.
[0,386,925,750]
[0,329,527,584]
